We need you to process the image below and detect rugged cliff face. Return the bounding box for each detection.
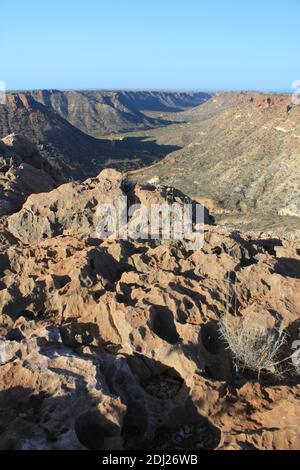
[2,90,211,143]
[0,92,191,179]
[30,90,211,137]
[0,169,299,450]
[30,90,164,137]
[0,93,127,179]
[0,133,58,216]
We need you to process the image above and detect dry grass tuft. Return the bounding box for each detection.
[219,314,287,378]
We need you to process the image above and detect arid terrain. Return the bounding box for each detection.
[2,90,300,241]
[0,90,299,450]
[0,91,209,179]
[128,92,300,240]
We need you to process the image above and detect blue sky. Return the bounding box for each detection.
[1,0,299,91]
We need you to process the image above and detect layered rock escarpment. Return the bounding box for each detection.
[0,169,299,450]
[0,94,181,179]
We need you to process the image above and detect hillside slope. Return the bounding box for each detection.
[115,90,212,112]
[0,93,114,178]
[130,92,300,239]
[0,93,179,179]
[30,89,165,137]
[30,90,211,137]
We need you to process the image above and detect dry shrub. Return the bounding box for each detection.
[219,314,287,378]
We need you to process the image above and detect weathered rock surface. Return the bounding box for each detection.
[0,133,59,240]
[6,168,212,244]
[0,170,299,450]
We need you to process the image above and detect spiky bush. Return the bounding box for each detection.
[219,315,287,378]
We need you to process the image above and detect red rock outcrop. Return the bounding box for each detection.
[0,169,299,450]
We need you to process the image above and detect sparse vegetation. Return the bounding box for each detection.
[219,314,288,378]
[131,92,300,240]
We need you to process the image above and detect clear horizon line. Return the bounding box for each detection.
[5,86,292,94]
